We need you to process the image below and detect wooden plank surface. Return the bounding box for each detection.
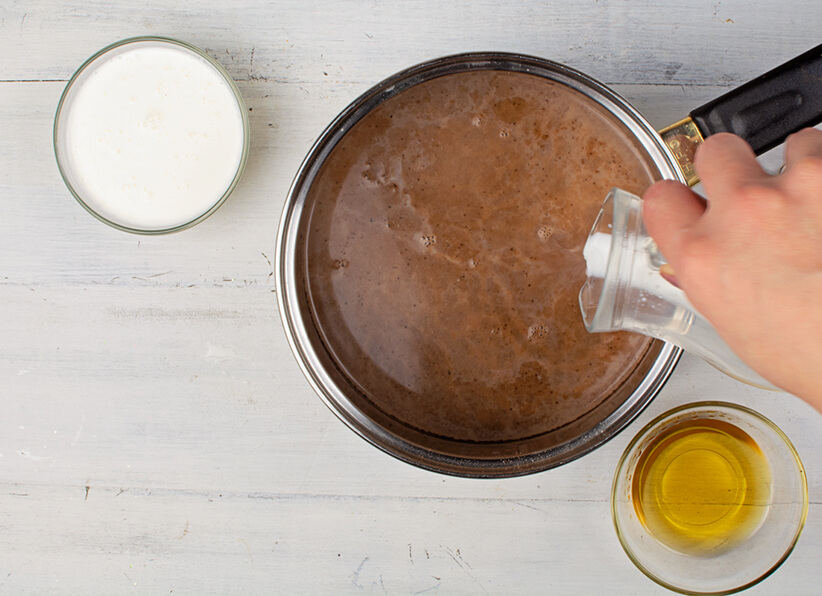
[1,1,821,594]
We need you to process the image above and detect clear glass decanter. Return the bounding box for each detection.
[579,188,776,390]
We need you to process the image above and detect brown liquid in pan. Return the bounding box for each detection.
[305,70,656,442]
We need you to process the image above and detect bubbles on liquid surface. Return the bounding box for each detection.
[420,234,437,247]
[537,224,554,241]
[527,323,549,341]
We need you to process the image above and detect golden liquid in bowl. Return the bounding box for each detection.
[632,418,772,556]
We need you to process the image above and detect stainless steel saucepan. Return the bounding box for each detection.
[276,46,822,477]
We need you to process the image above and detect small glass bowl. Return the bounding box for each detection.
[612,402,807,594]
[53,36,250,234]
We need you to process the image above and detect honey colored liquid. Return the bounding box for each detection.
[632,418,772,556]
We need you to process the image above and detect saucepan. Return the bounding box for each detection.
[276,45,822,477]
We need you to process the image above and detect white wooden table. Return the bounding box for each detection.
[2,1,821,593]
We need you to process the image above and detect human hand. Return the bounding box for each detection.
[642,128,822,407]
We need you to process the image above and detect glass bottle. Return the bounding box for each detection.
[579,188,776,390]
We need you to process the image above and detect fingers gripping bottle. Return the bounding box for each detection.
[579,188,776,390]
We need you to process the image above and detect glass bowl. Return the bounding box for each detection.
[612,401,807,594]
[53,36,250,234]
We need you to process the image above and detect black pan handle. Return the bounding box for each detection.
[690,43,822,155]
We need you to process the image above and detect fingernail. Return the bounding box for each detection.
[659,263,681,289]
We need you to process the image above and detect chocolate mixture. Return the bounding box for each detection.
[305,70,656,442]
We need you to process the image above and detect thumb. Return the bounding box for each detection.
[642,180,706,264]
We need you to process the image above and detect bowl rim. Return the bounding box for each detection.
[611,400,809,595]
[53,35,251,235]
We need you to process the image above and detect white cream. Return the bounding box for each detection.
[583,231,683,304]
[61,41,245,231]
[583,231,611,278]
